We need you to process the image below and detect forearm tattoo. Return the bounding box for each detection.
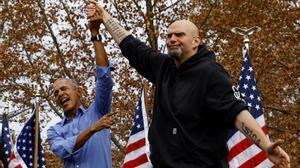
[241,122,261,146]
[104,18,129,44]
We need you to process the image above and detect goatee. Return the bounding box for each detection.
[168,48,182,60]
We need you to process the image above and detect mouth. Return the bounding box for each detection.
[167,45,181,50]
[60,97,70,107]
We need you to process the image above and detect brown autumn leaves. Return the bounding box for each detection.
[0,0,299,167]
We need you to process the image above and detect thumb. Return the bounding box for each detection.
[267,139,284,154]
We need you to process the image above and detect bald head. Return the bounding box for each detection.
[166,20,201,66]
[168,20,200,37]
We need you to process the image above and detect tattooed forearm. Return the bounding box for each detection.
[104,18,129,44]
[241,122,261,146]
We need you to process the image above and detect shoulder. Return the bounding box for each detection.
[47,120,64,134]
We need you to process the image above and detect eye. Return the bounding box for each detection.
[54,91,58,97]
[167,33,172,38]
[175,32,185,37]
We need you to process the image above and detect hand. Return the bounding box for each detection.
[265,139,290,168]
[88,20,101,36]
[91,112,117,132]
[86,0,104,22]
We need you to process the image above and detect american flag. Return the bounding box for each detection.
[2,113,12,166]
[227,48,274,167]
[8,108,46,168]
[122,89,152,168]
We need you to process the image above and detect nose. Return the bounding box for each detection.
[169,34,177,41]
[57,90,64,99]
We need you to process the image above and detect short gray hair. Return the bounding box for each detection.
[53,78,79,89]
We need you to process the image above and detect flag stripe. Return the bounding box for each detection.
[123,154,149,168]
[227,115,265,149]
[122,88,152,168]
[256,158,275,168]
[228,125,268,161]
[8,148,27,168]
[124,145,148,163]
[126,131,146,148]
[239,150,268,168]
[125,138,146,154]
[227,48,272,167]
[229,144,261,167]
[7,108,46,168]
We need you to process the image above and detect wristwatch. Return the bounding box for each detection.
[91,34,102,41]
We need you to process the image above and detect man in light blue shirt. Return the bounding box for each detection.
[47,15,115,168]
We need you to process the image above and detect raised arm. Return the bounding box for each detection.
[87,0,129,45]
[71,10,114,151]
[87,11,113,115]
[235,110,290,168]
[89,18,109,66]
[86,0,168,84]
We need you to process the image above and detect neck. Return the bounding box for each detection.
[174,49,198,67]
[65,104,81,119]
[66,111,76,119]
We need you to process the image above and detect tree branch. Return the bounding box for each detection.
[36,0,73,80]
[200,1,217,28]
[264,105,300,116]
[110,0,130,30]
[159,0,182,12]
[111,134,123,150]
[268,126,299,134]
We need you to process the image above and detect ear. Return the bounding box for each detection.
[192,36,201,48]
[77,86,83,97]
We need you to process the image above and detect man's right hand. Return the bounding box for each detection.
[86,0,105,22]
[90,112,116,132]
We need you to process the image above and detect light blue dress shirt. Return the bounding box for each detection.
[47,66,113,168]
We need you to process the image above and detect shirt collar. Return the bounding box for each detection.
[61,105,86,126]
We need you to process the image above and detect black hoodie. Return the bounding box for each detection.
[120,35,248,168]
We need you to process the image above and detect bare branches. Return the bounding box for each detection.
[159,0,182,12]
[264,105,300,117]
[37,0,73,80]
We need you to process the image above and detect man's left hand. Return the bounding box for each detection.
[266,139,290,168]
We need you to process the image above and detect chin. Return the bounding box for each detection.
[168,49,182,59]
[63,106,73,113]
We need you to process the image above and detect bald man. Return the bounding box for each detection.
[86,1,290,167]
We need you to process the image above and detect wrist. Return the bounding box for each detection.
[102,11,112,23]
[90,31,99,36]
[90,125,97,133]
[91,34,102,41]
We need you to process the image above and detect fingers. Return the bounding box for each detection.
[267,139,284,154]
[86,4,97,18]
[272,140,290,168]
[279,148,290,168]
[273,139,284,147]
[106,111,118,117]
[87,0,98,5]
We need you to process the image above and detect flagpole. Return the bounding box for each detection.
[231,26,261,51]
[33,84,40,168]
[141,80,152,166]
[142,80,148,115]
[33,100,39,168]
[3,96,9,115]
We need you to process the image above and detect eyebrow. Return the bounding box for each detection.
[167,32,186,38]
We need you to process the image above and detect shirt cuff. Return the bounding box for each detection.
[62,136,80,159]
[96,66,115,78]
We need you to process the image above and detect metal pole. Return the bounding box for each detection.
[231,26,261,52]
[34,84,40,168]
[34,102,39,168]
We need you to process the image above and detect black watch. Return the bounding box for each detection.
[91,34,102,41]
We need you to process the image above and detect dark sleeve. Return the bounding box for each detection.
[119,35,168,84]
[205,66,248,128]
